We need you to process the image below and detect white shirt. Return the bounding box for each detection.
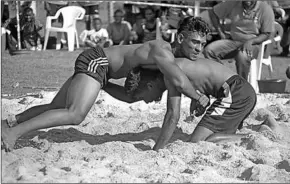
[80,28,109,43]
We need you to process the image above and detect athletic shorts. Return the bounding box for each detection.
[74,46,109,88]
[198,75,257,134]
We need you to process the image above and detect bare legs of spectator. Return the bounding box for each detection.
[204,39,260,80]
[234,51,251,80]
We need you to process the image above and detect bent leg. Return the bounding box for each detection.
[235,51,251,80]
[235,45,259,80]
[203,39,241,63]
[2,74,101,151]
[189,125,248,143]
[205,132,248,143]
[189,125,214,143]
[15,77,73,124]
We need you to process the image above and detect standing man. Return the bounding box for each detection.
[203,1,275,79]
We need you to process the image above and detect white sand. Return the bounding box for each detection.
[1,91,290,183]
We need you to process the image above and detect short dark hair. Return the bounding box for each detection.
[125,67,165,96]
[93,17,102,23]
[23,7,33,14]
[177,16,210,37]
[145,6,155,14]
[114,9,124,15]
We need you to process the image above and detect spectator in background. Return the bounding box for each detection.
[204,1,275,80]
[78,1,99,30]
[107,9,131,45]
[131,13,145,44]
[141,6,158,43]
[79,17,112,48]
[3,7,43,51]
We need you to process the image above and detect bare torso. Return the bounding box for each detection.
[103,40,160,79]
[175,58,236,98]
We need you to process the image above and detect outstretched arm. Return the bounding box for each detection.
[153,78,181,151]
[103,81,138,103]
[148,41,201,101]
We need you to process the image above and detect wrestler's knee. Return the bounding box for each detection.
[67,107,87,125]
[50,101,65,109]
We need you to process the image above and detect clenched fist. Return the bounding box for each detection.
[190,90,210,117]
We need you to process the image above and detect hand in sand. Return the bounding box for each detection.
[1,120,17,152]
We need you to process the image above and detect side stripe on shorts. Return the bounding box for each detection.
[87,57,109,73]
[209,83,232,116]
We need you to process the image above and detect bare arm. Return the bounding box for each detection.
[103,81,137,103]
[246,33,270,45]
[153,78,181,151]
[208,9,227,39]
[149,41,201,100]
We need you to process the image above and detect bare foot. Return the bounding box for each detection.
[260,116,279,130]
[1,120,17,152]
[259,115,283,136]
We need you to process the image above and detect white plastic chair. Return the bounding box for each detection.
[43,6,85,52]
[248,35,281,93]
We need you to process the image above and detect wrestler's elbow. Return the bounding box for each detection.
[172,78,186,94]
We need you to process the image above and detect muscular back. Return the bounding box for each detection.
[103,40,171,79]
[175,58,236,98]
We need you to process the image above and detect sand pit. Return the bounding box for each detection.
[1,91,290,183]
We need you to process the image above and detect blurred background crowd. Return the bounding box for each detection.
[1,1,290,57]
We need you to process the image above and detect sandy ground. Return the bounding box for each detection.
[1,90,290,183]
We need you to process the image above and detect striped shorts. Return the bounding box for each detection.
[74,46,109,88]
[198,75,257,134]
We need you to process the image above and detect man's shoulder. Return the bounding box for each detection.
[148,40,170,48]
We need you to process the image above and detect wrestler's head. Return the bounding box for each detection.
[125,67,166,103]
[175,16,210,61]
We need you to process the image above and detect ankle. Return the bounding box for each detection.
[6,114,18,128]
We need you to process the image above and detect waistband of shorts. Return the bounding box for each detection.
[225,75,243,85]
[93,45,107,58]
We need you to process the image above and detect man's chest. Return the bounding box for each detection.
[229,7,261,27]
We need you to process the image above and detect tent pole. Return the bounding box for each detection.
[16,0,21,50]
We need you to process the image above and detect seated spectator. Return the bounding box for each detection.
[204,1,275,80]
[3,7,43,51]
[131,13,145,44]
[107,9,131,45]
[141,6,158,43]
[79,17,112,48]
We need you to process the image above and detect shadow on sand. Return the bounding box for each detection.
[15,127,190,151]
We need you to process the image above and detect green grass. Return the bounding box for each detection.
[1,49,290,97]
